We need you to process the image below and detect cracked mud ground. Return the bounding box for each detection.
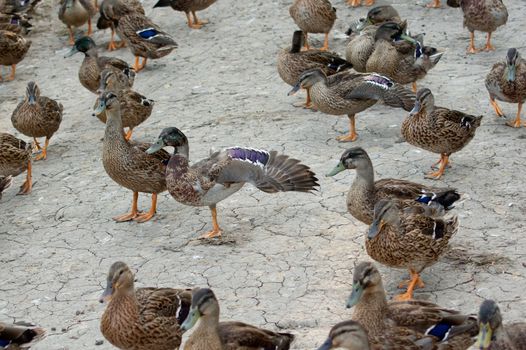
[1,0,525,349]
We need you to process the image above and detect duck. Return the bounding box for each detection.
[58,0,97,45]
[346,261,478,347]
[326,147,460,225]
[116,12,177,72]
[94,68,153,140]
[95,91,169,222]
[181,288,295,350]
[345,4,400,36]
[476,299,526,350]
[289,0,336,51]
[0,321,45,348]
[100,261,191,350]
[65,36,133,94]
[402,88,483,179]
[485,48,526,128]
[11,81,63,161]
[316,320,371,350]
[0,28,31,81]
[0,132,32,197]
[97,0,144,51]
[277,30,352,109]
[153,0,217,29]
[347,0,373,7]
[146,127,319,238]
[288,69,415,142]
[447,0,508,53]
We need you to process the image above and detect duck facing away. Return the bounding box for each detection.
[289,0,336,51]
[402,88,482,179]
[11,81,63,161]
[100,261,191,350]
[476,299,526,350]
[346,261,477,347]
[0,133,32,196]
[58,0,97,44]
[486,48,526,128]
[181,288,295,350]
[0,28,31,81]
[326,147,460,225]
[153,0,217,29]
[96,91,169,223]
[146,127,319,238]
[289,69,415,142]
[0,322,45,348]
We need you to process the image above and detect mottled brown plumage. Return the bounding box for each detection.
[181,288,295,350]
[0,28,30,80]
[289,0,336,51]
[0,132,32,196]
[152,0,216,29]
[476,300,526,350]
[100,261,191,350]
[97,0,144,51]
[58,0,96,44]
[0,321,45,348]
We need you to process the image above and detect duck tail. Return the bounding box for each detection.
[153,0,171,7]
[0,176,13,200]
[327,57,353,73]
[272,332,295,350]
[460,115,483,130]
[416,189,460,210]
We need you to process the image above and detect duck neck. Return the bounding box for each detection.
[104,289,139,324]
[352,283,389,337]
[167,144,190,174]
[191,314,222,349]
[352,162,375,192]
[104,108,126,146]
[85,47,98,59]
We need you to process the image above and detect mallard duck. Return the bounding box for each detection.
[402,88,483,179]
[99,261,191,350]
[316,320,371,350]
[181,288,295,350]
[289,0,336,51]
[11,81,63,161]
[97,0,144,51]
[0,132,32,197]
[447,0,508,53]
[486,48,526,128]
[347,0,373,7]
[0,321,45,348]
[367,199,457,300]
[476,299,526,350]
[95,91,169,222]
[0,13,33,35]
[326,147,460,225]
[289,69,415,142]
[116,12,177,72]
[58,0,97,45]
[65,36,133,94]
[153,0,217,29]
[346,261,477,347]
[146,127,319,238]
[95,68,153,140]
[277,30,352,108]
[0,28,30,81]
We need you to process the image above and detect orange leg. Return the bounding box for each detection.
[347,0,359,6]
[483,32,495,51]
[192,11,208,26]
[398,274,425,289]
[133,57,147,72]
[68,26,75,45]
[426,154,449,179]
[412,82,417,93]
[201,206,222,239]
[108,28,117,51]
[113,191,142,222]
[124,128,133,141]
[321,33,329,51]
[336,114,358,142]
[467,32,478,54]
[394,269,423,301]
[489,96,505,117]
[302,33,310,51]
[185,12,201,29]
[365,0,374,5]
[18,160,32,195]
[134,193,158,223]
[506,102,525,128]
[427,0,440,8]
[8,64,16,81]
[34,137,49,161]
[87,18,92,36]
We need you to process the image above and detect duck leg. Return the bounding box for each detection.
[68,26,75,45]
[18,160,32,195]
[412,82,417,93]
[506,102,525,128]
[302,32,310,51]
[113,191,142,222]
[34,137,49,161]
[124,128,134,141]
[201,205,222,239]
[185,12,202,29]
[483,32,495,51]
[347,0,359,7]
[134,193,158,223]
[336,114,358,142]
[133,57,147,72]
[108,28,117,51]
[394,269,423,301]
[365,0,374,5]
[467,32,479,54]
[426,154,449,179]
[192,11,208,26]
[489,96,505,117]
[427,0,440,8]
[321,33,329,51]
[87,18,93,36]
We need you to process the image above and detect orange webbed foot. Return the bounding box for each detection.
[336,132,358,142]
[200,229,222,239]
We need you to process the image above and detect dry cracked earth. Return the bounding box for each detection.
[1,0,525,349]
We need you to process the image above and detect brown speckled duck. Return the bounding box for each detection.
[0,132,32,197]
[289,0,336,51]
[326,147,460,225]
[58,0,97,44]
[153,0,217,29]
[181,288,295,350]
[0,321,45,348]
[11,81,63,161]
[486,48,526,128]
[100,261,191,350]
[402,88,483,179]
[447,0,508,53]
[97,0,144,51]
[146,127,319,238]
[346,262,477,347]
[0,28,30,81]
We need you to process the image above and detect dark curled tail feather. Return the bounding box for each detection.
[273,332,295,350]
[460,115,483,130]
[0,176,13,200]
[416,189,460,210]
[327,57,353,73]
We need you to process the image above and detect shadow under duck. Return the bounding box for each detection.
[0,28,31,81]
[289,0,336,51]
[153,0,217,29]
[0,132,32,196]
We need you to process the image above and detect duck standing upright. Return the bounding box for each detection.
[58,0,97,44]
[0,28,31,81]
[289,0,336,51]
[153,0,217,29]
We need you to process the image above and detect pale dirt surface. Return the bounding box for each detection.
[0,0,525,349]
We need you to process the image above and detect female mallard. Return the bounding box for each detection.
[316,321,371,350]
[100,261,191,350]
[58,0,97,45]
[326,147,460,225]
[367,199,457,300]
[447,0,508,53]
[0,133,32,196]
[0,322,45,348]
[96,91,169,222]
[146,127,319,238]
[277,30,352,108]
[11,81,63,161]
[289,0,336,51]
[116,12,177,72]
[476,299,526,350]
[153,0,217,29]
[486,48,526,128]
[0,28,31,81]
[289,69,415,142]
[346,262,477,347]
[65,36,133,94]
[97,0,144,51]
[95,68,153,140]
[181,288,295,350]
[402,88,482,179]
